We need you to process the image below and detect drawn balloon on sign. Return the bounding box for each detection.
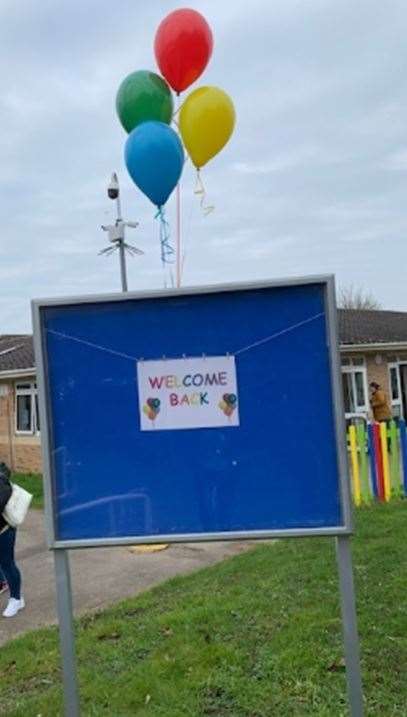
[143,397,161,422]
[219,393,238,418]
[115,8,236,282]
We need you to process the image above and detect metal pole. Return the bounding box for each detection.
[176,181,181,288]
[116,192,123,222]
[175,92,181,289]
[336,535,364,716]
[54,549,80,717]
[118,241,128,293]
[116,189,128,293]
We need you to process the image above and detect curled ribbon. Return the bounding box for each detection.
[194,171,214,216]
[155,206,175,267]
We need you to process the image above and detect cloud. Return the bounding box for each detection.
[1,0,407,333]
[383,148,407,170]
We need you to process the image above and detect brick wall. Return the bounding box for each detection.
[365,355,391,393]
[0,386,14,468]
[365,351,407,393]
[0,441,13,467]
[0,379,42,474]
[0,439,42,474]
[13,443,42,474]
[342,350,407,420]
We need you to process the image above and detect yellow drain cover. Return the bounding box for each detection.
[129,544,169,554]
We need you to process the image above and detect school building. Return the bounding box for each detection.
[1,308,407,473]
[339,309,407,423]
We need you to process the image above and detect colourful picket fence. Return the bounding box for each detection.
[347,420,407,505]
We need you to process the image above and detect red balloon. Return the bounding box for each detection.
[154,9,213,94]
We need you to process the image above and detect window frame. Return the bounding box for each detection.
[388,361,404,419]
[341,357,369,420]
[15,381,40,435]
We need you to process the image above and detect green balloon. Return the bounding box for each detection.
[116,70,173,133]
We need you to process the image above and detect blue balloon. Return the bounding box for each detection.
[125,121,184,207]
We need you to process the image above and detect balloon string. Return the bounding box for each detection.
[155,207,175,267]
[172,100,186,130]
[194,171,214,216]
[172,99,186,119]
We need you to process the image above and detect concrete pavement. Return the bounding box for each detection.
[0,510,249,646]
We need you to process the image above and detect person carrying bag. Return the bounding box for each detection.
[0,462,32,618]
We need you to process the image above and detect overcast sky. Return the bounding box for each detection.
[1,0,407,332]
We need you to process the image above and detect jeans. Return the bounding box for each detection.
[0,528,21,599]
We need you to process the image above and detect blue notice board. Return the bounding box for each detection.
[33,278,351,547]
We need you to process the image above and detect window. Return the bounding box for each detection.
[35,394,40,431]
[341,358,368,419]
[342,371,367,415]
[15,382,39,434]
[388,363,403,419]
[354,371,365,406]
[342,373,355,414]
[390,366,400,401]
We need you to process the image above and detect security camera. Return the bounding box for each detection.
[107,172,119,200]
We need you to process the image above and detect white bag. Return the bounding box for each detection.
[2,483,33,527]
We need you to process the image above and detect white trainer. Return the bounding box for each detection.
[2,597,25,618]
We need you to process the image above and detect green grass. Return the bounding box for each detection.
[12,473,43,509]
[1,502,406,716]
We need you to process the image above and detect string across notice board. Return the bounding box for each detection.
[46,311,325,364]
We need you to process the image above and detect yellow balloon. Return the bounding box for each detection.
[179,86,235,169]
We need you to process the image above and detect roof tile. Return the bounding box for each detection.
[338,309,407,345]
[0,335,35,372]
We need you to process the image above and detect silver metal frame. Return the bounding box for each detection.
[32,275,363,717]
[32,274,353,550]
[336,535,364,715]
[54,549,80,717]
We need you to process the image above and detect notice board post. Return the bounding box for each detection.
[326,276,363,715]
[337,536,364,715]
[54,550,80,717]
[32,276,363,716]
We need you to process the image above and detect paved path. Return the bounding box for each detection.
[0,511,249,646]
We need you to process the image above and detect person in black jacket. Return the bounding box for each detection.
[0,463,24,618]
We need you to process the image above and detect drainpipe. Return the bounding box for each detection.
[7,384,15,472]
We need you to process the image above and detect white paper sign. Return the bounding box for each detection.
[137,355,239,431]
